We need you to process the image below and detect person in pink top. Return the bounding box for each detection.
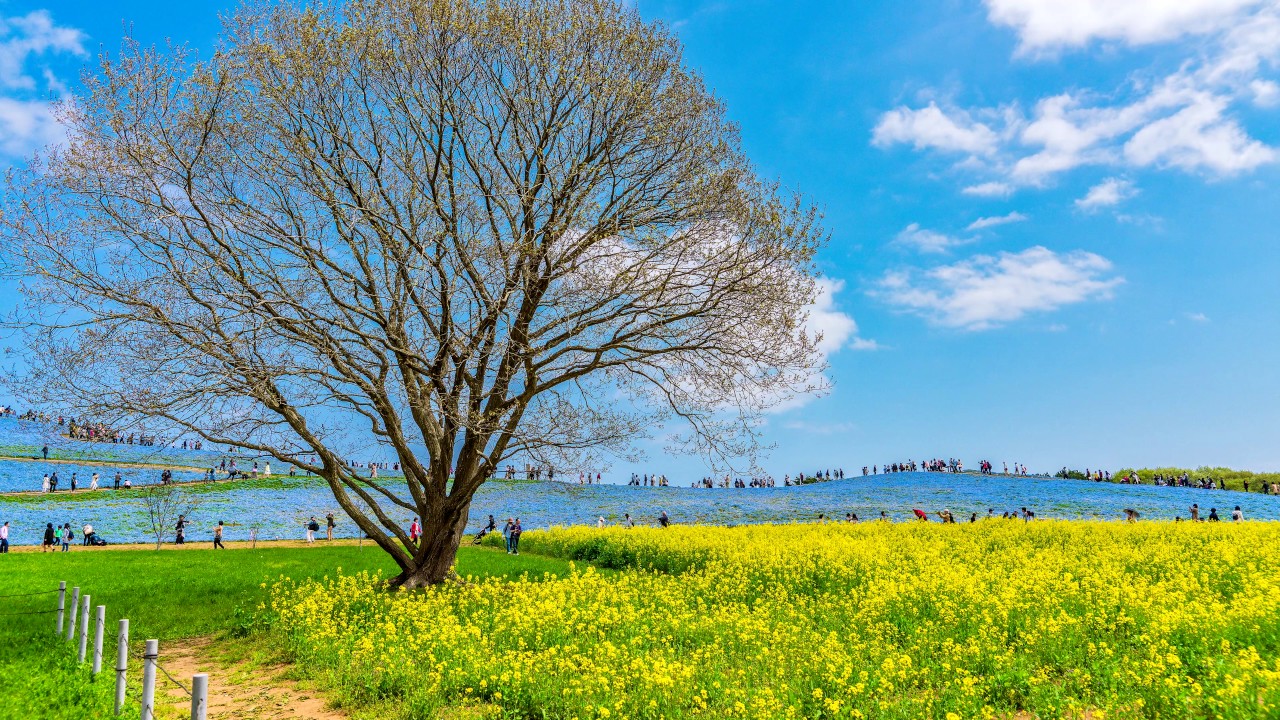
[409,517,421,542]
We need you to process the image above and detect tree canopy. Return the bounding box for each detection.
[1,0,828,585]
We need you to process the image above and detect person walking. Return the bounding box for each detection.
[175,515,187,544]
[213,521,226,549]
[509,518,522,555]
[325,512,335,540]
[70,473,77,492]
[502,518,514,553]
[42,523,55,552]
[306,517,319,543]
[89,473,99,491]
[41,474,50,493]
[41,445,48,460]
[0,521,9,553]
[60,524,72,552]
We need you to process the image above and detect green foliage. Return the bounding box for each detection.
[1119,466,1280,492]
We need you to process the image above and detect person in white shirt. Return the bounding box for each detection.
[1231,506,1244,521]
[90,473,99,491]
[0,521,10,553]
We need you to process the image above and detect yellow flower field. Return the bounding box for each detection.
[270,521,1280,719]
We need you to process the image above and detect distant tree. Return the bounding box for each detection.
[139,484,199,550]
[0,0,828,586]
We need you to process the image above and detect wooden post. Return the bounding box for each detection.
[93,605,106,675]
[78,594,91,662]
[56,581,66,635]
[114,619,129,716]
[140,639,158,720]
[67,586,80,642]
[190,673,208,720]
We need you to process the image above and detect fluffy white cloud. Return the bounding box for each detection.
[0,97,64,155]
[874,246,1123,330]
[877,2,1280,193]
[872,102,999,155]
[0,10,85,90]
[0,10,84,159]
[967,211,1028,230]
[807,279,876,354]
[1252,79,1280,105]
[986,0,1264,52]
[893,223,970,254]
[1123,93,1277,171]
[1076,178,1136,210]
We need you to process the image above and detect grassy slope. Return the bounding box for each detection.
[0,544,578,719]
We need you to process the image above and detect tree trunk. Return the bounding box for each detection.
[390,501,470,589]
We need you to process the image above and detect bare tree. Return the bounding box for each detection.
[1,0,828,586]
[139,484,199,550]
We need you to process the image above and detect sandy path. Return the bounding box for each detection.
[0,454,207,472]
[157,637,348,720]
[3,537,372,553]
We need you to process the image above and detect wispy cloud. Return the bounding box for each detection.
[967,211,1028,230]
[872,102,1000,155]
[0,9,85,158]
[873,246,1123,330]
[893,223,971,254]
[872,1,1280,192]
[1076,178,1137,210]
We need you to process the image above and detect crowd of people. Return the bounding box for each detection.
[38,470,126,493]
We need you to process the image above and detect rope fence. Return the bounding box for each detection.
[0,581,209,719]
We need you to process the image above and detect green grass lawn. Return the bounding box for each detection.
[0,544,579,719]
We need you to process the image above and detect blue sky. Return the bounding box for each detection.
[2,0,1279,477]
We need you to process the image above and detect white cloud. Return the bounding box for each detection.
[782,419,858,436]
[967,211,1028,230]
[807,279,876,354]
[1252,79,1280,105]
[0,97,65,155]
[0,10,84,159]
[1186,311,1210,322]
[1123,93,1277,172]
[986,0,1264,53]
[0,10,86,90]
[893,223,970,254]
[873,246,1123,330]
[962,181,1015,197]
[872,102,999,155]
[877,2,1280,193]
[1076,178,1136,210]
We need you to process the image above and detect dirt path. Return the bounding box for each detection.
[157,637,347,720]
[4,537,371,553]
[0,454,207,472]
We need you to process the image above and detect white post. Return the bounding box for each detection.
[93,605,106,675]
[140,639,158,720]
[190,673,208,720]
[67,586,80,641]
[114,619,129,716]
[78,594,91,662]
[56,581,66,635]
